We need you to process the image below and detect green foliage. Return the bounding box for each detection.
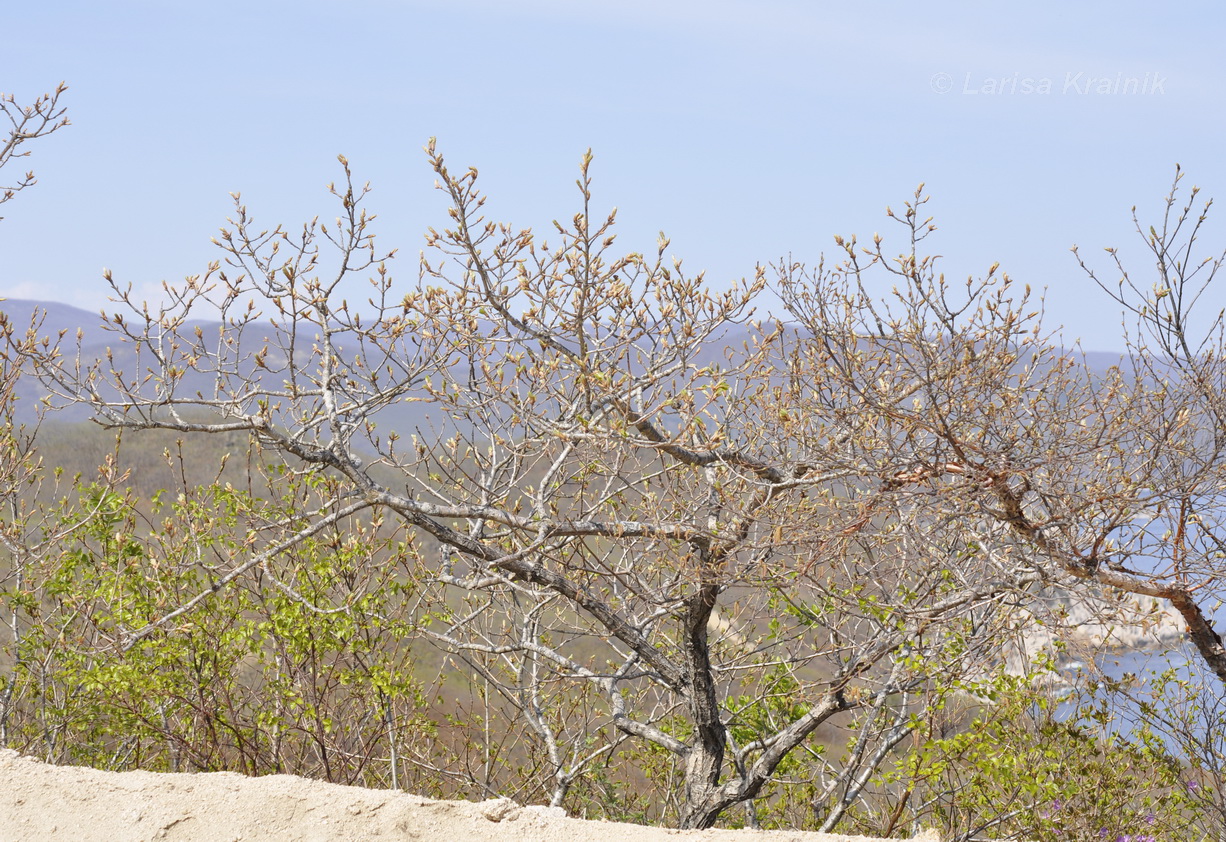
[3,479,431,786]
[721,665,825,830]
[897,664,1193,841]
[1086,654,1226,842]
[7,434,1213,838]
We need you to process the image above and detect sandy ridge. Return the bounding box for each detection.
[0,749,914,842]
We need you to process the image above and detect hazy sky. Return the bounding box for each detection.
[3,0,1225,351]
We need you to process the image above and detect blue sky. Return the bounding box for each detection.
[3,0,1225,351]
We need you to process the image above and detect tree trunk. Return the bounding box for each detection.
[679,582,726,830]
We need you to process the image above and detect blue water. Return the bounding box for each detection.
[1055,644,1225,758]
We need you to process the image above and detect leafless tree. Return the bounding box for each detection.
[1,83,69,222]
[14,146,1226,830]
[0,82,100,745]
[1065,167,1226,685]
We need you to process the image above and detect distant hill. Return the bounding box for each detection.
[0,298,436,430]
[0,298,757,431]
[2,298,119,422]
[0,297,1131,431]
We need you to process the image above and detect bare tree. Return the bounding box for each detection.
[1063,167,1226,685]
[0,82,100,746]
[1,83,69,222]
[18,147,1222,830]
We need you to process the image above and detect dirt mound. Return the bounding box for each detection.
[0,749,907,842]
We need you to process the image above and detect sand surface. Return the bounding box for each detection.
[0,749,919,842]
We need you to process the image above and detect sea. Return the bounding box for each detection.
[1056,642,1225,758]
